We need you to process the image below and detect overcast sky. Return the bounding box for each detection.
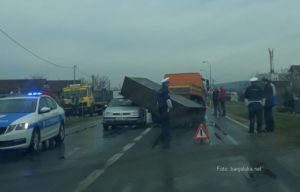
[1,0,300,87]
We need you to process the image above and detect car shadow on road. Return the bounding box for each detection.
[0,142,66,164]
[102,126,139,138]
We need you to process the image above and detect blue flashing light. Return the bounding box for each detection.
[27,92,42,96]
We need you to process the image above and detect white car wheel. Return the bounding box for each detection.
[28,129,40,153]
[56,124,65,143]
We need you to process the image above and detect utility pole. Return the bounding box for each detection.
[269,48,274,81]
[202,61,212,88]
[73,65,76,84]
[91,75,95,91]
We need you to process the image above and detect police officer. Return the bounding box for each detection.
[262,78,275,132]
[71,94,79,116]
[244,77,265,134]
[157,77,173,149]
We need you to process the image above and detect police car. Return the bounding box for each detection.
[0,92,65,152]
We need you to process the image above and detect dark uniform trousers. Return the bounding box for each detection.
[248,102,263,133]
[159,108,171,147]
[264,106,274,131]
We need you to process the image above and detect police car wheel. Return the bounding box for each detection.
[29,129,40,153]
[56,124,65,143]
[103,124,109,131]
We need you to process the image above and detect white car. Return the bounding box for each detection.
[0,93,65,152]
[103,97,146,131]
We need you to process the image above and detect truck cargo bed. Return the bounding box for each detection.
[121,77,206,129]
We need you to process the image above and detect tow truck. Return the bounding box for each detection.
[62,84,112,116]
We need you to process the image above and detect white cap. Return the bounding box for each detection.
[161,77,170,83]
[250,77,258,82]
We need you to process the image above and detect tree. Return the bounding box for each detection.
[277,68,291,81]
[91,75,111,90]
[79,78,89,85]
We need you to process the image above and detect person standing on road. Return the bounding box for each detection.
[212,87,221,117]
[71,94,79,116]
[244,77,265,134]
[157,77,173,149]
[219,86,226,116]
[262,78,276,132]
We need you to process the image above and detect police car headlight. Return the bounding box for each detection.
[6,123,29,133]
[15,123,29,130]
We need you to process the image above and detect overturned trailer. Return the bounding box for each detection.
[121,77,206,129]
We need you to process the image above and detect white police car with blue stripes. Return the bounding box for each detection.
[0,92,65,152]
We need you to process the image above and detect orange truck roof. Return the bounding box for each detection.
[164,73,203,87]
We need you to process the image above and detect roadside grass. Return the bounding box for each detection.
[226,101,300,136]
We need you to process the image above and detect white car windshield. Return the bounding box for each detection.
[108,98,133,107]
[0,98,37,113]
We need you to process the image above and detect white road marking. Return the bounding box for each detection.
[225,116,248,129]
[105,153,124,168]
[65,147,81,158]
[226,135,239,145]
[122,143,135,152]
[122,183,133,192]
[141,127,152,135]
[73,127,153,192]
[73,169,105,192]
[133,135,143,142]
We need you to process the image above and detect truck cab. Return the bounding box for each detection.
[62,84,95,116]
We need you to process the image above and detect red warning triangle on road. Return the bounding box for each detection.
[194,124,209,141]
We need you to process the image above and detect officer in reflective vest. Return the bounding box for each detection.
[244,77,265,134]
[157,77,173,149]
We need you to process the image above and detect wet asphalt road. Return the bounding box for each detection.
[0,113,300,192]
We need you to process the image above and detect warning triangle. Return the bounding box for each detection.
[194,124,209,141]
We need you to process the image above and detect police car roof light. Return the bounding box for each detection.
[28,92,42,96]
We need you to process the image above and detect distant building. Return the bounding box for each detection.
[290,65,300,76]
[0,79,47,94]
[289,65,300,98]
[0,79,80,98]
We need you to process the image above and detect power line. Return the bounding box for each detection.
[0,27,73,69]
[77,67,91,78]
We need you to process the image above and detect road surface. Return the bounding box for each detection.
[0,113,299,192]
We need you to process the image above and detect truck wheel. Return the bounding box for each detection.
[103,124,109,131]
[28,128,40,153]
[55,124,65,144]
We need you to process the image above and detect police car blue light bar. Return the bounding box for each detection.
[27,92,42,96]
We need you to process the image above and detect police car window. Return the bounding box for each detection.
[0,98,37,113]
[45,97,57,110]
[38,97,49,110]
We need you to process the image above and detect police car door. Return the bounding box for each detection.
[38,97,52,140]
[45,97,60,138]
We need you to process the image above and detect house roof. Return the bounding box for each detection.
[0,79,47,93]
[290,65,300,74]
